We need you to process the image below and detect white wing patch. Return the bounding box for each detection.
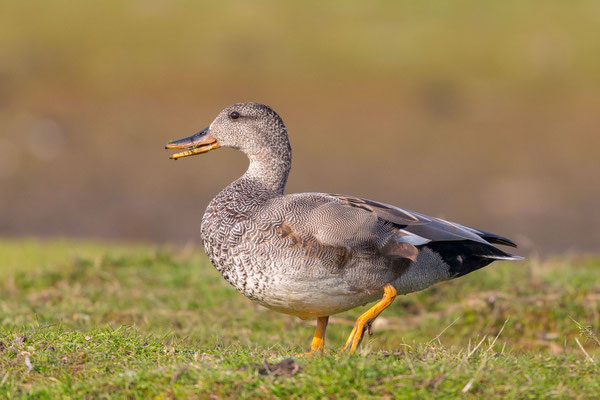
[480,254,525,261]
[398,230,431,246]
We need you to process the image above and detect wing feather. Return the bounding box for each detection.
[328,193,430,226]
[325,193,519,251]
[282,192,521,269]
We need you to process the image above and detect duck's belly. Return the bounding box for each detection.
[207,247,391,319]
[207,249,452,319]
[254,249,452,318]
[253,278,384,319]
[242,249,452,318]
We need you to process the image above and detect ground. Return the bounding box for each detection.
[1,239,599,399]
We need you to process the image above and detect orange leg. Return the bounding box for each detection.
[297,316,329,356]
[340,283,397,354]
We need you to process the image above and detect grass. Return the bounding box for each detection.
[1,239,599,398]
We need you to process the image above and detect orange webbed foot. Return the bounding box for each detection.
[339,283,396,354]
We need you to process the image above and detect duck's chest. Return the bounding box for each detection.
[201,192,255,264]
[200,186,282,298]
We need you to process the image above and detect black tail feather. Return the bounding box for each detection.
[422,240,521,278]
[473,229,518,248]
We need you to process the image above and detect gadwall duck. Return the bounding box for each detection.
[166,102,522,354]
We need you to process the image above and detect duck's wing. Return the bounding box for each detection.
[280,193,424,263]
[329,193,518,249]
[398,210,519,251]
[326,193,523,272]
[327,194,431,227]
[280,193,522,281]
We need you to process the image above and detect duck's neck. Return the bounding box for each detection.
[242,146,292,195]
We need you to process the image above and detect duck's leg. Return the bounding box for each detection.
[297,316,329,356]
[340,283,397,354]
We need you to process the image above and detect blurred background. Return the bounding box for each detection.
[1,1,599,255]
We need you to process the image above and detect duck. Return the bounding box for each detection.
[165,102,522,355]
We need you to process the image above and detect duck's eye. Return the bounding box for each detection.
[230,111,240,120]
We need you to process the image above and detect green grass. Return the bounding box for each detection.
[1,239,599,398]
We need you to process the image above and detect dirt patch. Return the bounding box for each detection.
[241,358,303,378]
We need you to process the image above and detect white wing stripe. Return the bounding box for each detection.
[398,230,431,246]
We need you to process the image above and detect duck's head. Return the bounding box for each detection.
[165,102,289,160]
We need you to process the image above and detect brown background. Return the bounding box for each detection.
[1,1,599,255]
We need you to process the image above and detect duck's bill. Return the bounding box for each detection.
[165,127,219,160]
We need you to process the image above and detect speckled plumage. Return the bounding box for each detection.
[190,102,522,320]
